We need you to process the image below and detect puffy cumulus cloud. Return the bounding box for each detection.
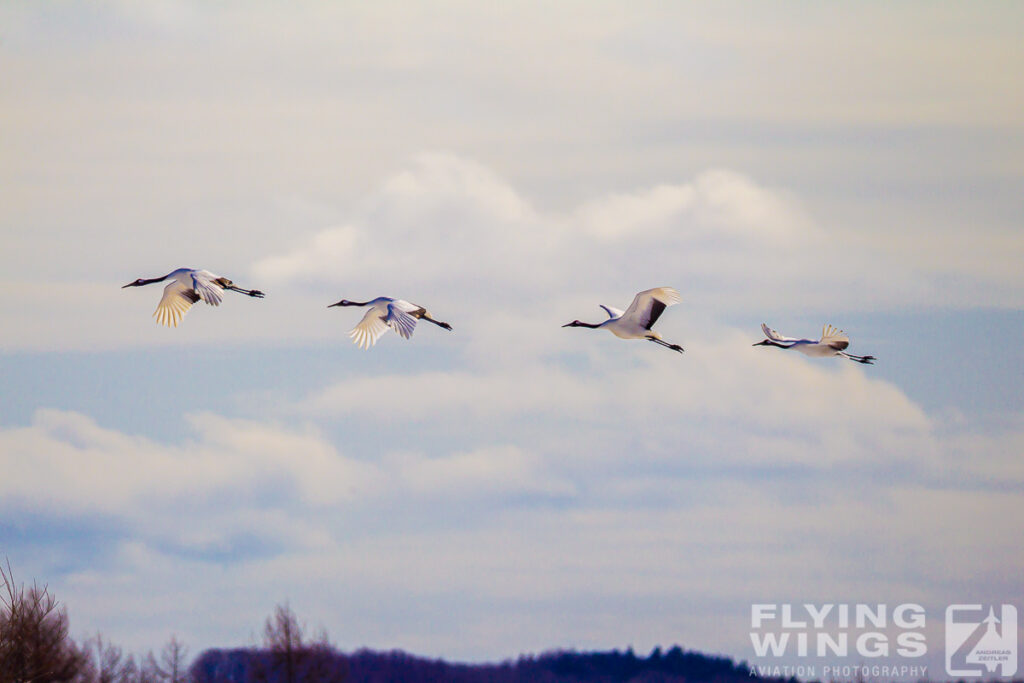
[251,151,536,290]
[255,155,821,297]
[573,170,811,245]
[297,326,932,473]
[0,410,373,555]
[378,152,533,225]
[385,446,576,501]
[254,153,552,294]
[182,413,381,507]
[250,226,361,288]
[252,153,999,335]
[0,409,570,558]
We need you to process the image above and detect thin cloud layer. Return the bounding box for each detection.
[0,410,568,527]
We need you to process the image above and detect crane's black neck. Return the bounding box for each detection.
[329,299,373,308]
[133,275,171,287]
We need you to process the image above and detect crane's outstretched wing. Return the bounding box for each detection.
[384,303,418,340]
[349,308,390,349]
[388,299,422,315]
[599,305,624,319]
[820,324,850,350]
[191,270,225,306]
[622,287,681,330]
[154,280,200,327]
[348,305,419,348]
[760,323,807,345]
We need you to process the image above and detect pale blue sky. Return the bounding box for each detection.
[1,2,1022,678]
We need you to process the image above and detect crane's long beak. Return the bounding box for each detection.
[121,282,136,288]
[327,301,343,308]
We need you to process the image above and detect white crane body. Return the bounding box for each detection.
[564,287,684,354]
[328,296,452,349]
[754,323,875,364]
[122,267,264,327]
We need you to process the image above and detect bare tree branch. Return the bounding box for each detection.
[0,558,85,683]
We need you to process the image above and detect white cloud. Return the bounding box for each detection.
[297,368,600,422]
[254,153,552,293]
[0,408,573,547]
[573,170,810,245]
[297,327,931,470]
[251,226,361,287]
[252,154,1019,332]
[0,410,373,517]
[386,445,576,501]
[379,152,532,225]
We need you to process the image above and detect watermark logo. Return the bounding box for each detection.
[750,603,927,658]
[946,604,1017,677]
[748,604,929,680]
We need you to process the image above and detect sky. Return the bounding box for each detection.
[1,1,1023,678]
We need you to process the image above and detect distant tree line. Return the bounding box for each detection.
[192,645,768,683]
[2,559,804,683]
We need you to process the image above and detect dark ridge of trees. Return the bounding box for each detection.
[520,645,748,681]
[191,645,771,683]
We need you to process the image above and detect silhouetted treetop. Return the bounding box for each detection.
[190,644,775,683]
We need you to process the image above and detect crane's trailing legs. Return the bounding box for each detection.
[839,351,875,364]
[648,336,684,353]
[415,310,452,331]
[223,284,265,298]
